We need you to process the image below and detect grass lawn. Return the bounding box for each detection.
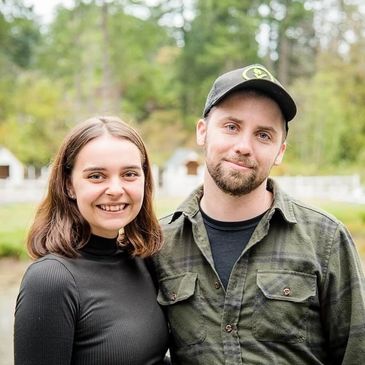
[0,203,37,258]
[1,198,364,261]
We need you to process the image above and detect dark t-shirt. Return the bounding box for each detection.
[201,209,264,289]
[14,234,169,365]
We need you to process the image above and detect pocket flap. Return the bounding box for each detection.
[257,270,316,303]
[157,272,197,305]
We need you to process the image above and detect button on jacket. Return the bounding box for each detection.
[151,179,365,365]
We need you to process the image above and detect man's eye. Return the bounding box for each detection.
[258,132,271,140]
[225,124,238,132]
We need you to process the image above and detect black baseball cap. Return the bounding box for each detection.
[203,64,297,122]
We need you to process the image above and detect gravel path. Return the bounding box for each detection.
[0,259,30,365]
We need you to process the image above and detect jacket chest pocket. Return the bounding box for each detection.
[157,272,206,346]
[252,270,317,343]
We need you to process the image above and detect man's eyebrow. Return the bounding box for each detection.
[222,117,279,131]
[256,125,279,134]
[219,116,243,123]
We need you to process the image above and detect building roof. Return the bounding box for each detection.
[165,148,201,168]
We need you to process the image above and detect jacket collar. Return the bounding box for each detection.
[168,178,297,225]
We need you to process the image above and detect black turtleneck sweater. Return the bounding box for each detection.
[14,235,169,365]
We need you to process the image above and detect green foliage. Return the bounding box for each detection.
[0,0,364,170]
[139,109,192,166]
[288,68,347,166]
[0,1,40,68]
[176,0,261,124]
[0,73,70,166]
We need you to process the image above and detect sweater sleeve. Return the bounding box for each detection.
[14,257,79,365]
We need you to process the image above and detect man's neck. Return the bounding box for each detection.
[200,176,273,222]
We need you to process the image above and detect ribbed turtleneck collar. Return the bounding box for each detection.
[81,234,120,256]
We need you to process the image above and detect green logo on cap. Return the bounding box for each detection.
[242,65,277,83]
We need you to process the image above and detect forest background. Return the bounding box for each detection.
[1,0,365,176]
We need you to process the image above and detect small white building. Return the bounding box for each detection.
[162,148,204,196]
[0,146,24,185]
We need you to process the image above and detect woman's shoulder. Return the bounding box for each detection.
[22,254,78,292]
[16,254,80,323]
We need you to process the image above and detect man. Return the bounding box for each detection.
[152,64,365,364]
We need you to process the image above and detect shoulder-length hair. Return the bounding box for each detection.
[27,116,162,259]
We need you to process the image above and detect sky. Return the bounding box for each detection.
[24,0,74,23]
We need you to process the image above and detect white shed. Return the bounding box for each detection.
[162,148,204,196]
[0,146,24,185]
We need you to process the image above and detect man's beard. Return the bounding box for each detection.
[206,158,266,197]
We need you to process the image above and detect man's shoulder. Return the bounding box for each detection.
[290,197,340,225]
[272,179,341,228]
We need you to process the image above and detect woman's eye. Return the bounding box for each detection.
[88,173,104,180]
[124,171,140,179]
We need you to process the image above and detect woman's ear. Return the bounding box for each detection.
[66,181,76,200]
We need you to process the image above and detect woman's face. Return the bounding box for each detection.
[68,133,145,238]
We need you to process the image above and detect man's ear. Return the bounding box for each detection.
[274,142,286,166]
[196,118,207,146]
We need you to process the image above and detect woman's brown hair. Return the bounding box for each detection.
[27,116,162,259]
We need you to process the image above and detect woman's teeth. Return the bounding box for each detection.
[99,204,126,212]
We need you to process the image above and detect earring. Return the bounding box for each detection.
[67,190,76,200]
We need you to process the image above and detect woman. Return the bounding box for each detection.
[14,116,169,364]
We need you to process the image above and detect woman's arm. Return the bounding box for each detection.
[14,258,78,365]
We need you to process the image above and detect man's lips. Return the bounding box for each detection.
[224,159,255,169]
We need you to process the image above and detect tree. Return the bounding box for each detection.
[176,0,261,127]
[256,0,316,84]
[0,73,70,167]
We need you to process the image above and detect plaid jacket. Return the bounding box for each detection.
[151,178,365,365]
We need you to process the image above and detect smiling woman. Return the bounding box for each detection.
[67,134,145,239]
[13,116,169,365]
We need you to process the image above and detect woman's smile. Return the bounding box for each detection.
[97,203,128,212]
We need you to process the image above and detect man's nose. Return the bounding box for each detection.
[234,134,253,155]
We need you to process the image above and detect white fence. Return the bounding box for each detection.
[0,179,47,204]
[274,175,365,203]
[0,174,364,204]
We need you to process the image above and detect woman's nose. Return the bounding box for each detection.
[106,177,124,195]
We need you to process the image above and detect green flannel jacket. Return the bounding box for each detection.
[151,179,365,365]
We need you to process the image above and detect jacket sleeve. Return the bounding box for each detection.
[321,223,365,364]
[14,258,78,365]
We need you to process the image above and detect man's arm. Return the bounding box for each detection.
[321,224,365,364]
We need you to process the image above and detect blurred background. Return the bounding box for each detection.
[1,0,365,364]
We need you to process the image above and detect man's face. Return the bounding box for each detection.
[197,92,286,196]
